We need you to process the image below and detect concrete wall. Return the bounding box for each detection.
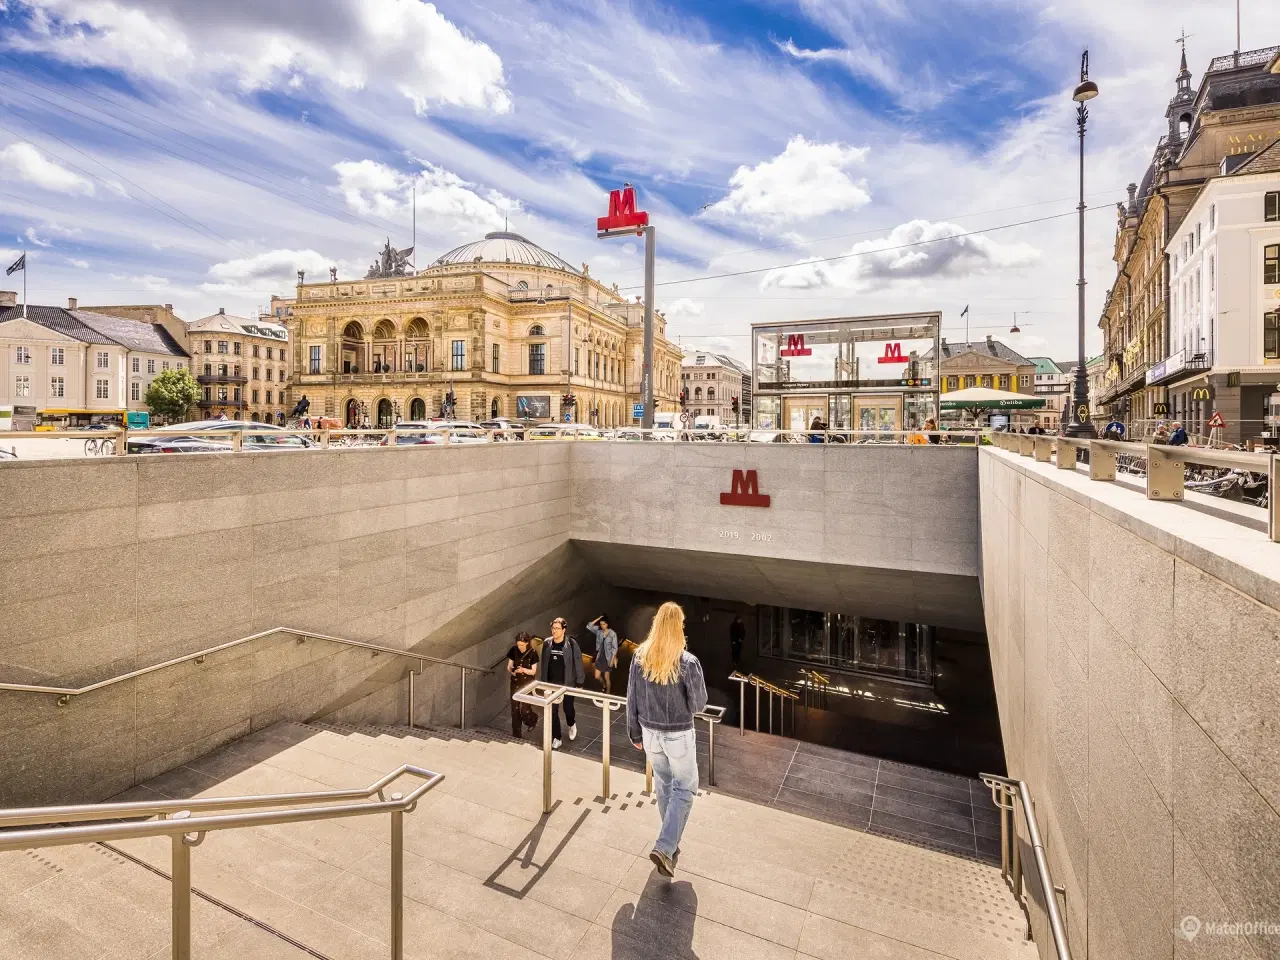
[979,447,1280,960]
[0,443,571,805]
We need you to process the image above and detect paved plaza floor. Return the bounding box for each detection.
[0,719,1033,960]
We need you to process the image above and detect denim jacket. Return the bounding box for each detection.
[587,623,619,665]
[626,651,708,744]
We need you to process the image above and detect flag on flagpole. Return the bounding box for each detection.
[5,253,24,276]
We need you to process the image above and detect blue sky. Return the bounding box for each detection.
[0,0,1277,361]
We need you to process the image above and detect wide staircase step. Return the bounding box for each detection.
[0,720,1035,960]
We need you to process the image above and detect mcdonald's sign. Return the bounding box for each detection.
[1191,387,1212,401]
[597,185,649,232]
[878,342,908,364]
[779,334,812,357]
[720,469,770,508]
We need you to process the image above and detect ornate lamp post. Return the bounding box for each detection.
[1066,50,1099,438]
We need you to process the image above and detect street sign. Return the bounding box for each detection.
[679,412,691,426]
[564,413,573,423]
[1208,411,1227,429]
[632,403,644,420]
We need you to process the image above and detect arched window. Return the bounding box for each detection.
[516,280,529,290]
[707,387,715,400]
[694,387,702,399]
[529,324,545,337]
[405,317,428,339]
[1178,113,1192,138]
[373,320,395,340]
[342,321,364,340]
[376,398,393,428]
[409,397,426,421]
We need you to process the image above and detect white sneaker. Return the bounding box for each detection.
[552,738,562,749]
[568,724,578,741]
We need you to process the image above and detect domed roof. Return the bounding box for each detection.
[430,231,580,274]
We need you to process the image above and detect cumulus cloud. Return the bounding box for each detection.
[0,142,95,195]
[661,298,705,318]
[109,272,172,291]
[203,248,336,293]
[762,219,1040,291]
[333,159,518,231]
[703,136,870,225]
[9,0,511,115]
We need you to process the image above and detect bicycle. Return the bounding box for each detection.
[83,437,115,456]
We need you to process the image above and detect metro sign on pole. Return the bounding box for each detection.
[779,334,812,357]
[597,185,650,233]
[878,342,908,364]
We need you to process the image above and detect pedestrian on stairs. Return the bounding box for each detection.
[627,601,708,879]
[506,632,540,738]
[587,614,619,693]
[536,617,584,748]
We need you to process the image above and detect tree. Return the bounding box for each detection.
[144,368,200,424]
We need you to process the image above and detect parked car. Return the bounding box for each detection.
[155,419,314,451]
[528,424,606,441]
[126,435,234,455]
[381,420,488,445]
[479,417,539,440]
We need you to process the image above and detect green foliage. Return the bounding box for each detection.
[144,367,201,423]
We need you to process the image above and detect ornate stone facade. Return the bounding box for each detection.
[278,232,681,427]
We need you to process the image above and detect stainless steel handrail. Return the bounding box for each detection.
[511,681,725,813]
[0,764,444,960]
[0,625,492,730]
[729,671,799,737]
[980,773,1072,960]
[995,432,1278,541]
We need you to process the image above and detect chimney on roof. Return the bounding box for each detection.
[67,297,77,310]
[0,291,15,308]
[164,303,173,312]
[1126,183,1138,215]
[986,334,994,350]
[218,307,225,314]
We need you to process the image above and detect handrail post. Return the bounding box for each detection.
[755,683,760,733]
[170,818,192,960]
[407,669,415,730]
[459,669,466,730]
[1000,791,1009,879]
[706,716,716,787]
[768,689,774,734]
[391,808,405,960]
[541,701,553,814]
[1011,795,1023,900]
[601,701,611,800]
[739,680,744,736]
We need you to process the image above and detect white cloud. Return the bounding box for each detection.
[0,142,95,195]
[661,297,705,318]
[203,249,336,293]
[774,38,899,92]
[9,0,511,115]
[65,257,90,268]
[109,272,171,291]
[762,220,1041,291]
[333,159,517,232]
[704,136,870,225]
[23,227,52,247]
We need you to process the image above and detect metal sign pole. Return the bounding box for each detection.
[642,225,655,429]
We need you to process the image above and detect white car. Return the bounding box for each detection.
[155,419,314,451]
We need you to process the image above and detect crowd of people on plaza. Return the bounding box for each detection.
[504,602,708,879]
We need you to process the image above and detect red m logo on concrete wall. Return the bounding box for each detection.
[878,342,907,363]
[720,469,770,507]
[779,334,812,357]
[597,185,650,231]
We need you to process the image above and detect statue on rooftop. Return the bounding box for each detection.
[365,239,415,279]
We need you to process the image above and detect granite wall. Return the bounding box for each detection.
[979,447,1280,960]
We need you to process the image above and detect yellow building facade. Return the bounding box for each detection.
[279,232,681,427]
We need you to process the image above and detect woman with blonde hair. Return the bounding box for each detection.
[626,601,708,878]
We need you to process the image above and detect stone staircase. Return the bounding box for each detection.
[0,720,1037,960]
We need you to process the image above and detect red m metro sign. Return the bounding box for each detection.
[720,470,770,508]
[878,342,908,364]
[597,184,650,232]
[779,334,812,357]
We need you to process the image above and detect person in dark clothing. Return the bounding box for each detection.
[923,418,940,444]
[506,632,540,738]
[1169,422,1189,446]
[728,615,745,667]
[535,617,585,748]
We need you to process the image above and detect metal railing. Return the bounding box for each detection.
[728,671,800,736]
[0,626,492,730]
[0,426,987,459]
[0,764,445,960]
[992,431,1279,541]
[510,681,725,813]
[980,774,1072,960]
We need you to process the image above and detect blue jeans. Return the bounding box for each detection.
[642,726,699,858]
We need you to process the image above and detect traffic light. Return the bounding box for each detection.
[562,393,576,410]
[679,388,689,410]
[731,395,740,414]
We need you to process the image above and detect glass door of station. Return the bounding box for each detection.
[785,396,828,431]
[854,395,901,434]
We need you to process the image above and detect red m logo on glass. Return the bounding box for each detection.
[720,470,770,508]
[597,185,650,231]
[878,342,907,364]
[779,334,811,357]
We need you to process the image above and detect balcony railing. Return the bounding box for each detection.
[197,374,248,385]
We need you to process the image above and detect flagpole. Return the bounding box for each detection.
[22,248,26,320]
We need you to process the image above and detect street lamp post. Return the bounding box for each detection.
[1066,50,1099,438]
